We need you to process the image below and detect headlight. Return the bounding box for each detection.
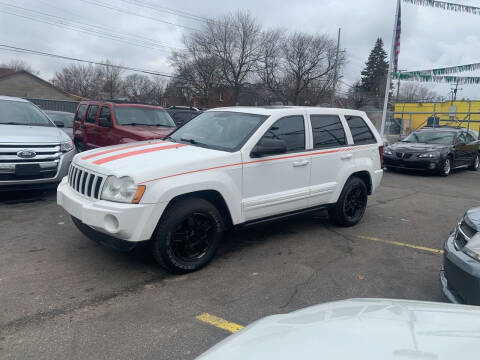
[463,233,480,261]
[60,140,74,152]
[101,176,146,203]
[418,151,440,158]
[384,147,393,155]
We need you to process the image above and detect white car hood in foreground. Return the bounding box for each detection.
[197,299,480,360]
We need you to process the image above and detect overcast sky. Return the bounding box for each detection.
[0,0,479,100]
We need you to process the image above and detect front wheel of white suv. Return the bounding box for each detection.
[151,197,224,274]
[328,177,368,227]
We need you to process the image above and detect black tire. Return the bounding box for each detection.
[328,177,368,227]
[151,198,224,274]
[468,153,479,171]
[440,156,452,177]
[75,139,85,152]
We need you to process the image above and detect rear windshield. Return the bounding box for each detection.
[403,131,455,145]
[115,107,176,127]
[46,112,74,128]
[0,100,53,127]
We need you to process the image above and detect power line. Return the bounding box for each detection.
[0,43,184,80]
[117,0,210,23]
[0,2,184,52]
[78,0,201,31]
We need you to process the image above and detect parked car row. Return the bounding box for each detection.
[2,96,480,308]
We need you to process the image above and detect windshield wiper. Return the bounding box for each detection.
[2,122,25,125]
[180,137,198,144]
[121,122,148,126]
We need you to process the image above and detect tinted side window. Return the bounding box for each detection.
[86,105,99,124]
[263,116,305,153]
[100,106,111,122]
[310,115,346,149]
[346,116,376,145]
[466,133,476,143]
[75,104,87,122]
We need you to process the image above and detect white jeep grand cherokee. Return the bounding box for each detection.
[57,107,383,273]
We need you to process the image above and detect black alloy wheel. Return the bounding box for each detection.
[171,212,215,262]
[344,186,367,221]
[152,198,224,274]
[329,177,368,227]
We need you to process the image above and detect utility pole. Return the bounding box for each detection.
[330,27,341,107]
[450,79,462,103]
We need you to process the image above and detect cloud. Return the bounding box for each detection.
[0,0,478,98]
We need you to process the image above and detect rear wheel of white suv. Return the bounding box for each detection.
[151,198,224,274]
[328,177,368,227]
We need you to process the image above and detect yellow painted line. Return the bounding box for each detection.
[196,313,244,333]
[357,235,444,254]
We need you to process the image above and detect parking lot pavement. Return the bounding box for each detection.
[2,169,480,359]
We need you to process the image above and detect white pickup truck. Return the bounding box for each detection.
[57,107,383,273]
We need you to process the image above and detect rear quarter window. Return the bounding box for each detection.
[346,115,376,145]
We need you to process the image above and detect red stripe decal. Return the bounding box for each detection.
[82,141,166,160]
[93,144,187,165]
[140,145,377,184]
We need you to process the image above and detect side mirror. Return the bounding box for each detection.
[98,117,112,127]
[54,120,64,128]
[456,141,466,147]
[251,138,287,158]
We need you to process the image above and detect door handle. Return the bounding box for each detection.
[341,153,353,160]
[292,160,309,167]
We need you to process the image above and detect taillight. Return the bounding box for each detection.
[379,145,384,167]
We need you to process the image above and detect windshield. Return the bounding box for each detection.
[169,111,268,152]
[403,131,455,145]
[115,106,175,127]
[0,100,54,127]
[46,112,74,127]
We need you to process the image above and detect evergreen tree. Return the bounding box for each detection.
[359,38,389,106]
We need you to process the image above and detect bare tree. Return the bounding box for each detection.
[100,60,123,100]
[123,74,153,102]
[149,76,166,106]
[0,59,39,75]
[170,46,221,106]
[283,33,338,105]
[53,63,103,98]
[258,31,340,105]
[398,83,440,102]
[188,11,262,105]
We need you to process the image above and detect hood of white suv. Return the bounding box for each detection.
[0,124,70,144]
[74,141,242,182]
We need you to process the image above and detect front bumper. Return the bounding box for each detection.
[57,178,161,242]
[383,155,442,171]
[440,232,480,305]
[0,149,75,188]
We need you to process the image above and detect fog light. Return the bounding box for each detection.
[104,214,119,233]
[429,163,437,169]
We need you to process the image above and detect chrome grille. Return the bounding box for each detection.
[68,164,105,199]
[454,219,477,250]
[0,143,61,180]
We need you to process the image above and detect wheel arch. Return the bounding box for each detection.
[349,170,373,195]
[163,190,234,229]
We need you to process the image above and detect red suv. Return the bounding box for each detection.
[73,101,176,151]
